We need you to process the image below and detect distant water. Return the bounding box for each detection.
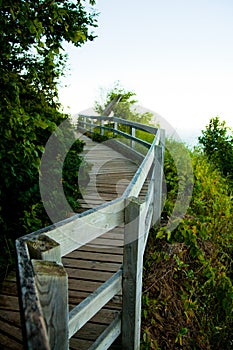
[176,128,201,149]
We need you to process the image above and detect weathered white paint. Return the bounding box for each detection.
[69,269,122,338]
[45,197,125,257]
[122,197,145,350]
[32,260,69,350]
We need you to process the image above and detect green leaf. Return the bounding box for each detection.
[34,119,49,129]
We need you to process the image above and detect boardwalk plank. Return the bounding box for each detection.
[66,267,114,281]
[0,281,18,297]
[63,258,122,272]
[0,333,23,350]
[78,245,123,255]
[0,317,22,342]
[0,295,20,311]
[65,250,123,263]
[0,310,21,328]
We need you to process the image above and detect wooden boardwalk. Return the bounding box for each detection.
[0,133,141,349]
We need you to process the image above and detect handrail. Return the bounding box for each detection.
[78,114,158,135]
[16,115,165,350]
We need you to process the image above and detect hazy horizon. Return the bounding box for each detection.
[59,0,233,142]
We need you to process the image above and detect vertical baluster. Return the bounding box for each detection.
[130,127,135,149]
[122,197,145,349]
[114,120,118,137]
[153,130,165,226]
[100,118,104,136]
[83,116,87,129]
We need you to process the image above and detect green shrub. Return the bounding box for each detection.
[142,144,233,350]
[198,117,233,185]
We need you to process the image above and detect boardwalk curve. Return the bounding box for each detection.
[0,116,165,350]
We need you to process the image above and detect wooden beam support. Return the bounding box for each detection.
[78,114,159,135]
[100,119,104,136]
[122,197,145,349]
[152,144,165,226]
[27,234,61,263]
[69,269,122,338]
[45,197,125,256]
[124,145,154,198]
[88,313,121,350]
[16,239,50,350]
[32,260,69,350]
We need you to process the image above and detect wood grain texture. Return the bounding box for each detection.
[153,144,165,226]
[15,239,50,350]
[27,234,61,263]
[32,260,68,350]
[122,198,145,350]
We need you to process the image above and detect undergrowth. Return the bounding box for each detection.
[0,134,86,281]
[141,140,233,349]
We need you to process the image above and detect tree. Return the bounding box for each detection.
[0,0,97,100]
[0,0,98,276]
[95,82,154,125]
[198,117,233,182]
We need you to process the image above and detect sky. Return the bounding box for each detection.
[58,0,233,146]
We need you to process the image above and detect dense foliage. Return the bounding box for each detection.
[198,116,233,184]
[0,0,97,278]
[141,138,233,349]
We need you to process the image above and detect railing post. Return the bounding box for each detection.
[77,115,80,128]
[32,260,69,350]
[122,197,145,350]
[100,118,104,136]
[16,239,51,350]
[114,120,118,137]
[130,127,135,149]
[28,235,69,350]
[90,117,95,133]
[83,116,87,129]
[152,131,165,226]
[27,234,62,263]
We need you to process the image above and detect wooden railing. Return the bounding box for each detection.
[16,115,165,350]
